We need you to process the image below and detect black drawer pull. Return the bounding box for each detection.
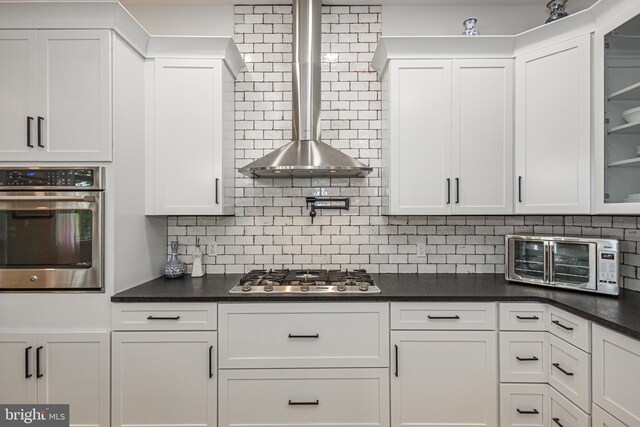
[147,316,181,320]
[27,116,33,147]
[394,344,399,378]
[288,334,319,339]
[553,418,564,427]
[552,320,574,331]
[208,346,214,379]
[36,346,43,378]
[516,315,540,320]
[552,363,574,376]
[427,315,460,320]
[288,400,319,406]
[37,116,44,147]
[25,346,32,379]
[517,409,539,415]
[516,356,539,362]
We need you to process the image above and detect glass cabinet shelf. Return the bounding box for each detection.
[609,81,640,101]
[608,121,640,134]
[608,157,640,167]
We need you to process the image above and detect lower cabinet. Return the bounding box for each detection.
[0,331,110,427]
[593,404,629,427]
[500,383,548,427]
[391,330,498,427]
[111,331,217,427]
[218,368,389,427]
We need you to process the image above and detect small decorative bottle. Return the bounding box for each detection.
[462,17,479,36]
[163,241,186,279]
[191,238,205,278]
[545,0,568,24]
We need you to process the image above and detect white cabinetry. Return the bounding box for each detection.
[381,58,513,215]
[0,29,112,161]
[0,332,110,427]
[514,34,591,214]
[390,303,498,427]
[145,38,243,216]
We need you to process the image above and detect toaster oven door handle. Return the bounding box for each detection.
[0,195,96,202]
[543,241,550,283]
[548,242,555,284]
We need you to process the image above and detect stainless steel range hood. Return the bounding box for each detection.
[239,0,372,178]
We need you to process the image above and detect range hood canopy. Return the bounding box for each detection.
[239,0,372,178]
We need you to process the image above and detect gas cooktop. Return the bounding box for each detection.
[228,269,381,294]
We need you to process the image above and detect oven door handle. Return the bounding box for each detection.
[0,195,96,202]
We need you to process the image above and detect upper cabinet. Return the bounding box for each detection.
[376,40,514,216]
[514,34,592,214]
[144,37,244,216]
[0,29,112,162]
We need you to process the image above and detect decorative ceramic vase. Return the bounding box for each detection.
[546,0,568,24]
[462,17,479,36]
[163,241,186,279]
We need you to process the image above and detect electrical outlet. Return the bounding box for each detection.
[208,243,218,256]
[416,243,427,257]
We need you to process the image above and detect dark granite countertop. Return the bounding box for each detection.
[112,274,640,341]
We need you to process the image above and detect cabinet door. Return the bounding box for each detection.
[387,60,452,215]
[0,332,37,404]
[112,331,217,427]
[593,404,629,427]
[452,59,514,214]
[391,330,497,427]
[37,30,112,161]
[0,30,38,161]
[515,34,591,214]
[151,59,223,215]
[36,332,110,427]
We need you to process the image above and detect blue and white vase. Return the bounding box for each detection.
[545,0,568,23]
[462,17,479,36]
[163,241,186,279]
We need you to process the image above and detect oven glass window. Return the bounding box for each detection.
[0,210,93,269]
[552,243,591,285]
[513,240,545,280]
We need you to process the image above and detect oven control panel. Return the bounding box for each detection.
[598,251,618,285]
[0,168,100,189]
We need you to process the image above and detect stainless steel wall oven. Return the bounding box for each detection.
[0,167,104,291]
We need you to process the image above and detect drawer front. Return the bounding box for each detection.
[112,303,217,331]
[391,302,496,330]
[218,368,390,427]
[548,386,590,427]
[218,303,389,368]
[500,303,547,331]
[548,334,591,413]
[500,331,548,383]
[593,325,640,427]
[547,306,590,351]
[593,404,629,427]
[500,383,548,427]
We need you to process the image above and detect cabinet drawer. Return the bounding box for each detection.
[547,306,590,351]
[548,386,590,427]
[391,302,496,330]
[500,303,547,331]
[111,303,217,331]
[593,404,628,427]
[548,334,591,413]
[500,331,548,383]
[218,368,390,427]
[593,325,640,427]
[500,383,548,427]
[218,303,389,368]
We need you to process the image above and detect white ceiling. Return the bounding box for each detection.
[120,0,553,5]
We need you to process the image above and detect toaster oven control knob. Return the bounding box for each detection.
[30,275,38,282]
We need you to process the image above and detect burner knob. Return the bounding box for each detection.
[301,283,310,292]
[264,283,273,292]
[241,282,252,292]
[337,284,347,292]
[359,282,369,292]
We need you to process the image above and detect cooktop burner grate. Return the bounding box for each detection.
[230,269,380,294]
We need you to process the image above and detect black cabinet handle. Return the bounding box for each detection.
[516,356,539,361]
[446,178,451,204]
[553,418,564,427]
[36,346,43,378]
[552,320,574,331]
[518,176,522,203]
[517,409,539,415]
[209,345,213,379]
[25,346,32,379]
[288,400,319,406]
[37,117,44,148]
[552,363,574,376]
[27,117,33,147]
[215,178,219,204]
[394,344,399,378]
[516,315,540,320]
[455,178,460,203]
[427,315,460,320]
[288,334,319,339]
[147,316,180,320]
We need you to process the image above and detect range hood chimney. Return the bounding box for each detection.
[239,0,373,178]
